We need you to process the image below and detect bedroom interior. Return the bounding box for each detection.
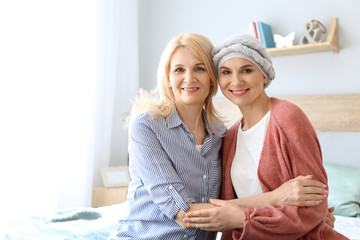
[1,0,360,239]
[4,95,360,239]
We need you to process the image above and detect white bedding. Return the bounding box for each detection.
[334,215,360,240]
[2,202,359,239]
[106,203,360,239]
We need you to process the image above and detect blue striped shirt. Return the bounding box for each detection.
[114,109,226,240]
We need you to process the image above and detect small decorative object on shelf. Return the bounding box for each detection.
[267,17,338,57]
[274,32,295,48]
[299,19,327,45]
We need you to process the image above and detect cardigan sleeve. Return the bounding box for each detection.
[238,100,348,240]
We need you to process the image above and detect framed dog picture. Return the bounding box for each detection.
[101,166,131,188]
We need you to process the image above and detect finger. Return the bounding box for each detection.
[183,217,212,223]
[327,211,336,222]
[325,218,334,228]
[291,189,327,200]
[296,193,327,203]
[301,194,327,201]
[296,200,323,207]
[301,186,328,195]
[328,207,335,213]
[185,209,211,218]
[186,222,205,228]
[300,179,327,188]
[325,215,335,228]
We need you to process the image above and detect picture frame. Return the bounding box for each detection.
[100,166,131,188]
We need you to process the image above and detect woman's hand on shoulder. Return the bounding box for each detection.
[271,175,328,207]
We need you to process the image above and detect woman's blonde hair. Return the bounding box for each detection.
[133,33,221,134]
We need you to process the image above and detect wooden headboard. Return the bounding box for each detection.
[213,94,360,132]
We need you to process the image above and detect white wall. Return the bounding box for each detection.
[137,0,360,97]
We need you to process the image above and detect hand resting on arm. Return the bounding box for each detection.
[182,175,330,231]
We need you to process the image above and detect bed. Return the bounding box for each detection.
[2,94,360,240]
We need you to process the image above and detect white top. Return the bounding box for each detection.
[231,110,271,198]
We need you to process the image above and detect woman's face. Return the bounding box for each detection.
[168,47,211,109]
[218,58,268,107]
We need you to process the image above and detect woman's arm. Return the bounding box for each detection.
[129,116,195,219]
[231,175,327,209]
[182,200,335,232]
[182,175,328,231]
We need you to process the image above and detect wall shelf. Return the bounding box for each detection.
[267,17,339,57]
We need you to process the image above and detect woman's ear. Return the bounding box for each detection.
[263,76,269,88]
[263,76,269,85]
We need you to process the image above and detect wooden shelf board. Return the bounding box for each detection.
[267,42,335,57]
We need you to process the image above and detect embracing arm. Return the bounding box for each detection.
[182,175,328,231]
[230,175,327,209]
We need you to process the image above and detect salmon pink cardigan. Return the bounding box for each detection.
[221,98,348,240]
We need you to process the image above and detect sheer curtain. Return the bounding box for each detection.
[0,0,138,219]
[94,0,139,186]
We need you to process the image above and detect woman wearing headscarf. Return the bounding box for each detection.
[184,35,347,240]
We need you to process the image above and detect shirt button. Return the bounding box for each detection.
[203,174,207,179]
[183,234,188,238]
[168,186,173,190]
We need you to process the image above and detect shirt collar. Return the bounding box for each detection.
[166,108,212,136]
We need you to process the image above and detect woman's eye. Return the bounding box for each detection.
[174,68,184,73]
[242,68,252,73]
[221,70,230,75]
[195,67,206,71]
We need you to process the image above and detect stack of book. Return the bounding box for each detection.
[249,21,275,48]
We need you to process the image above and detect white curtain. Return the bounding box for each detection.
[93,0,139,186]
[0,0,138,219]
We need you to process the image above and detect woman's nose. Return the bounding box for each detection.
[232,74,244,84]
[184,71,196,83]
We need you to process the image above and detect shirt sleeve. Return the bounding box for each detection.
[128,114,195,219]
[238,103,348,239]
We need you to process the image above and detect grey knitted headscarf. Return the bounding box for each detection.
[212,34,275,88]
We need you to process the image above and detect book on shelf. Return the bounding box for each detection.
[249,21,258,39]
[255,21,262,42]
[248,21,263,43]
[258,21,275,48]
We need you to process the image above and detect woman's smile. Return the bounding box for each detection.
[230,89,249,96]
[182,87,200,93]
